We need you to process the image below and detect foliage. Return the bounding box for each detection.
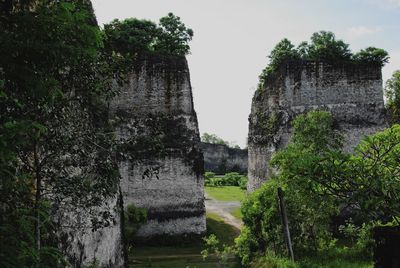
[353,47,389,66]
[202,132,229,145]
[124,204,147,247]
[103,12,193,57]
[205,172,247,189]
[201,234,234,267]
[103,18,158,55]
[0,0,121,266]
[250,251,298,268]
[385,70,400,123]
[303,31,352,62]
[205,171,216,180]
[153,12,194,56]
[258,39,300,88]
[237,111,400,266]
[257,31,388,90]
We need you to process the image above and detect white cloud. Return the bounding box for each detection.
[347,26,381,38]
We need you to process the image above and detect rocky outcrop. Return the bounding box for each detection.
[57,195,125,268]
[110,54,206,237]
[200,142,248,174]
[248,60,387,192]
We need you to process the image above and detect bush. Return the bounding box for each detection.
[251,251,298,268]
[124,204,147,246]
[204,172,248,188]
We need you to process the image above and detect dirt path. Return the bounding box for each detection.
[205,193,243,230]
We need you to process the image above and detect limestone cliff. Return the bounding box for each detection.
[248,60,387,192]
[200,142,248,174]
[110,54,206,237]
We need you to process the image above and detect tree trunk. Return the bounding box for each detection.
[277,187,294,262]
[34,142,41,265]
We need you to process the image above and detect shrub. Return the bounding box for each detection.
[204,172,248,188]
[124,204,147,246]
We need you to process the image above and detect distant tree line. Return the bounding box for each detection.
[201,133,241,149]
[258,31,389,90]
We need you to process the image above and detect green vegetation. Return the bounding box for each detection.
[207,213,240,246]
[205,172,247,190]
[201,133,241,149]
[125,204,147,247]
[231,207,243,220]
[103,12,193,57]
[258,31,389,89]
[385,70,400,124]
[130,213,240,267]
[0,1,120,266]
[234,111,400,266]
[251,248,373,268]
[205,186,246,202]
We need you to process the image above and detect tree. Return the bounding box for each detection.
[103,18,158,55]
[258,38,300,89]
[353,47,389,66]
[0,1,120,266]
[153,12,193,56]
[304,31,352,62]
[103,12,193,57]
[385,70,400,123]
[201,133,228,145]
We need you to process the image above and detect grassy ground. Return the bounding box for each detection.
[251,247,373,268]
[130,213,240,267]
[205,186,246,201]
[230,207,242,220]
[206,212,240,245]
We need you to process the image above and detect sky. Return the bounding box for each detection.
[91,0,400,147]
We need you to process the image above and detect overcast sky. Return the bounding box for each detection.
[92,0,400,147]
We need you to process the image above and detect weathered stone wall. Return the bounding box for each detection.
[200,142,248,174]
[110,54,206,237]
[248,61,387,192]
[57,195,124,267]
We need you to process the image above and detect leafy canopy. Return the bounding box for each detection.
[258,31,389,89]
[236,111,400,265]
[103,12,193,56]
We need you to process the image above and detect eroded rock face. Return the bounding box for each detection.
[248,61,387,192]
[57,195,125,268]
[200,142,248,174]
[110,54,206,237]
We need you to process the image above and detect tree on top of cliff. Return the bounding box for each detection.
[103,12,193,57]
[153,12,194,56]
[103,18,159,54]
[258,38,300,89]
[302,31,352,62]
[257,31,389,91]
[353,47,390,66]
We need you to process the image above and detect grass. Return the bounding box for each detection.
[205,186,246,202]
[230,207,242,220]
[251,247,373,268]
[129,212,240,267]
[206,212,240,245]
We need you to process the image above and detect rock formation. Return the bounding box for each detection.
[248,60,387,192]
[110,54,206,237]
[200,142,248,174]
